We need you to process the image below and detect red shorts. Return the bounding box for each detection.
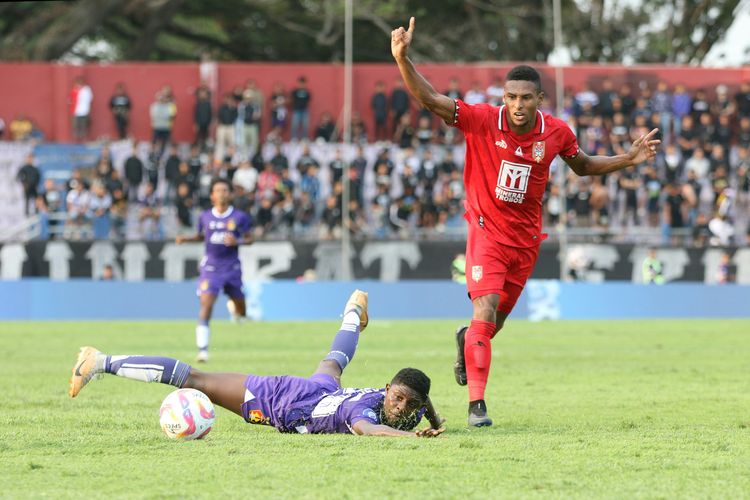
[464,218,540,315]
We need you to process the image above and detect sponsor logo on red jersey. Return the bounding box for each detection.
[495,160,531,204]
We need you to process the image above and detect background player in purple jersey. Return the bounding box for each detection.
[68,290,446,437]
[176,178,252,362]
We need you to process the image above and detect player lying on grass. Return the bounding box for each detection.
[68,290,446,437]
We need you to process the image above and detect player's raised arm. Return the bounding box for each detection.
[565,128,661,176]
[391,17,455,124]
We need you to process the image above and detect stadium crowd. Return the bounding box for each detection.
[12,76,750,246]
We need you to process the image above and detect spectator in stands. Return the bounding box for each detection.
[329,149,346,184]
[444,77,462,102]
[390,79,410,134]
[269,83,288,141]
[257,162,280,200]
[290,76,311,141]
[663,182,688,244]
[175,160,197,196]
[641,248,665,284]
[690,88,710,120]
[101,264,115,281]
[314,112,336,142]
[736,81,750,118]
[137,182,162,240]
[320,194,342,239]
[394,113,415,149]
[295,191,316,234]
[414,115,434,146]
[109,83,131,140]
[712,85,735,117]
[463,81,486,105]
[296,143,320,175]
[350,111,367,144]
[109,187,127,240]
[254,196,275,237]
[194,84,213,151]
[708,213,734,246]
[485,76,504,106]
[263,145,285,174]
[164,144,181,203]
[41,178,64,238]
[16,153,40,216]
[150,90,174,158]
[738,117,750,149]
[175,181,195,233]
[70,76,93,142]
[10,114,33,141]
[371,81,388,142]
[650,81,672,143]
[300,165,321,204]
[89,181,112,240]
[685,147,710,179]
[65,179,92,240]
[95,155,113,185]
[670,84,691,139]
[0,116,5,139]
[123,145,144,201]
[215,93,237,164]
[239,86,261,159]
[691,212,711,247]
[245,80,264,147]
[715,251,733,284]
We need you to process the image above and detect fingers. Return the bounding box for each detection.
[644,128,659,140]
[408,16,415,34]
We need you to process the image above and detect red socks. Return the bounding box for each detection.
[465,319,495,402]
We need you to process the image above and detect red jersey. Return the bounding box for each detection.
[453,99,579,248]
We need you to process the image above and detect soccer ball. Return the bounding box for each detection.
[159,388,215,440]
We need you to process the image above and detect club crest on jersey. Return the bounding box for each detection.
[227,219,237,231]
[532,141,545,163]
[471,265,483,282]
[495,139,507,149]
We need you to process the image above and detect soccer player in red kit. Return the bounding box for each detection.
[392,17,661,426]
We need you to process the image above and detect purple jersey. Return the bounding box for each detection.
[197,206,251,269]
[240,374,424,435]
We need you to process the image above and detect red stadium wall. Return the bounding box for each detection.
[0,62,748,143]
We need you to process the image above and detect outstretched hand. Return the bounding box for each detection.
[391,17,415,60]
[416,417,446,438]
[627,128,661,165]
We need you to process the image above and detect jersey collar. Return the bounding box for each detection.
[211,205,234,219]
[498,105,545,135]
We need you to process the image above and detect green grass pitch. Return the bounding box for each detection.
[2,319,749,498]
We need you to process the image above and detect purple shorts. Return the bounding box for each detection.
[240,374,340,432]
[196,265,244,299]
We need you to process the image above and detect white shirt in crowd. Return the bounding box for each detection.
[232,166,258,192]
[75,85,93,117]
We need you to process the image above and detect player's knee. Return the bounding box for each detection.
[472,297,499,323]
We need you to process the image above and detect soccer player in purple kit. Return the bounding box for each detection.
[176,178,252,362]
[68,291,446,437]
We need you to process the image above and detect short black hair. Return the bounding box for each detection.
[210,177,232,193]
[506,65,542,92]
[391,368,430,402]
